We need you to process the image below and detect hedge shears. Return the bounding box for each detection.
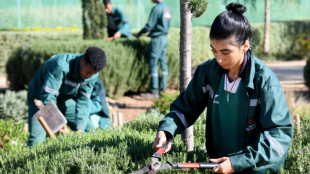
[130,139,219,174]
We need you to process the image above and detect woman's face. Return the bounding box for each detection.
[210,37,249,70]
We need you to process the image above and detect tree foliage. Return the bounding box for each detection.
[189,0,208,18]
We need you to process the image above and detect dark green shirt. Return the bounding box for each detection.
[211,74,245,158]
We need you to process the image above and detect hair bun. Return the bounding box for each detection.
[226,3,246,15]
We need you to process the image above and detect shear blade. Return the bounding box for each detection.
[130,166,151,174]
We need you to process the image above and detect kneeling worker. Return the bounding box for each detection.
[27,46,107,147]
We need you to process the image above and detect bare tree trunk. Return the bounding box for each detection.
[179,0,194,152]
[263,0,270,54]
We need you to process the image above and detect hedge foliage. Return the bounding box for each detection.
[0,90,28,124]
[0,31,80,75]
[1,108,310,173]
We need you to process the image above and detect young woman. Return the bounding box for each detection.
[152,3,293,173]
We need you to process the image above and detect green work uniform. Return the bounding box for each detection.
[86,77,112,130]
[107,7,132,39]
[138,1,171,93]
[158,51,293,173]
[27,53,98,147]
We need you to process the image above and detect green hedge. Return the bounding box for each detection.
[0,90,28,124]
[1,108,310,173]
[0,31,81,75]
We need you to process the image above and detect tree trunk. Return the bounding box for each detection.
[263,0,270,54]
[179,0,194,152]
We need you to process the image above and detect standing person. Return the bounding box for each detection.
[103,0,132,40]
[87,77,112,130]
[152,3,293,173]
[134,0,172,99]
[27,46,107,147]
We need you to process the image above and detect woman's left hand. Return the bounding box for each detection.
[210,157,234,174]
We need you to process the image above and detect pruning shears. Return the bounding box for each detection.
[130,139,219,174]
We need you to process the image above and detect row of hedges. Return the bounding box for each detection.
[1,107,310,173]
[0,31,81,75]
[4,20,310,97]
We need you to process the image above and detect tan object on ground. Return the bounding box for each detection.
[33,99,67,139]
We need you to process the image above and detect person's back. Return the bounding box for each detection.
[148,1,171,37]
[134,0,172,98]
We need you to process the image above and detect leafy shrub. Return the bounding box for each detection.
[82,0,107,39]
[304,58,310,90]
[0,31,81,75]
[152,91,180,114]
[0,104,310,173]
[0,119,28,151]
[0,90,28,124]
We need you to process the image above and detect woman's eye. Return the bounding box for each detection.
[222,52,230,55]
[211,49,216,53]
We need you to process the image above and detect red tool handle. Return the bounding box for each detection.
[172,162,218,169]
[180,163,200,168]
[155,138,173,155]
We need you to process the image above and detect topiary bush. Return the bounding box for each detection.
[304,57,310,90]
[82,0,107,39]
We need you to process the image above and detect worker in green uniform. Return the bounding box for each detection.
[27,47,107,147]
[103,0,132,40]
[152,3,293,173]
[134,0,172,99]
[87,77,112,130]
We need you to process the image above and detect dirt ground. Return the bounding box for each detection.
[106,95,154,124]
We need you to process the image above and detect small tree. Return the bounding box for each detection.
[179,0,208,152]
[82,0,107,39]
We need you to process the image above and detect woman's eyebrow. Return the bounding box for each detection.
[210,44,231,52]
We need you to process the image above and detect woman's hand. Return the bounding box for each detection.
[210,157,234,174]
[152,131,172,153]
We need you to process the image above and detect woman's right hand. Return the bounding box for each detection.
[152,131,172,153]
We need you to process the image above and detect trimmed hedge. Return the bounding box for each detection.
[1,108,310,173]
[0,90,28,124]
[0,31,81,75]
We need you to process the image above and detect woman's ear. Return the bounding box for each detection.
[243,40,250,52]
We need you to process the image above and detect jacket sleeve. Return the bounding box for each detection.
[116,8,130,35]
[158,63,209,137]
[40,62,64,105]
[75,76,97,131]
[138,7,159,36]
[230,84,293,172]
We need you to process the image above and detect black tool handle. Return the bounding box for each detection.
[199,162,219,168]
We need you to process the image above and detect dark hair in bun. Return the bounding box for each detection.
[209,2,252,47]
[226,2,246,15]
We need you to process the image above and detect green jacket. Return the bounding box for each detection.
[138,1,171,38]
[90,77,110,118]
[108,7,132,38]
[27,53,98,131]
[158,51,293,173]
